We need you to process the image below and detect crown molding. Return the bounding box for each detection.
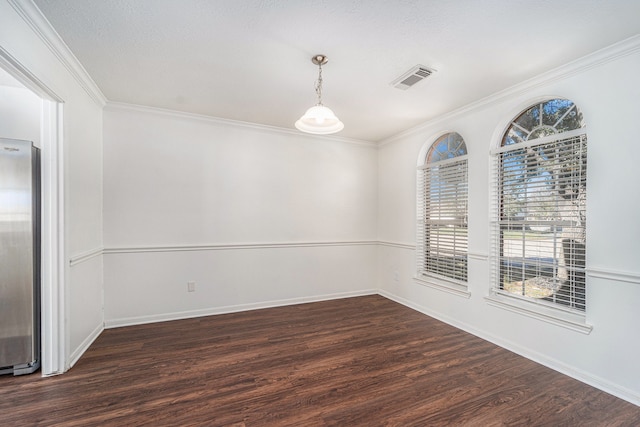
[379,34,640,147]
[8,0,107,107]
[105,101,378,147]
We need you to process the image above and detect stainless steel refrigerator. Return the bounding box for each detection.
[0,138,40,375]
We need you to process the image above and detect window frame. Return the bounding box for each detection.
[487,99,591,333]
[415,132,470,298]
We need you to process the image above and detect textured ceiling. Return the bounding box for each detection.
[32,0,640,142]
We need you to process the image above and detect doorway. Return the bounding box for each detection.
[0,54,65,376]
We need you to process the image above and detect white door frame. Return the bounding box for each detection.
[0,47,66,375]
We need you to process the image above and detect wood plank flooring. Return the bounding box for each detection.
[0,295,638,426]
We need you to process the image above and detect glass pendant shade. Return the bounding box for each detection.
[295,104,344,134]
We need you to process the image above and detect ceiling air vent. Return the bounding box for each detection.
[391,65,435,90]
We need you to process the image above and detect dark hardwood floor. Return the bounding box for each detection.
[1,295,638,426]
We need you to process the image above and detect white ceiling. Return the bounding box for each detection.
[32,0,640,142]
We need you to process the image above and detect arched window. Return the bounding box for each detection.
[492,99,587,312]
[417,132,468,290]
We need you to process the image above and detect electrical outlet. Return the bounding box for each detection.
[187,281,196,292]
[393,271,399,282]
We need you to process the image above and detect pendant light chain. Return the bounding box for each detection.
[315,61,324,106]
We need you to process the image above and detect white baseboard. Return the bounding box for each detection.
[67,322,104,370]
[378,289,640,407]
[104,289,378,329]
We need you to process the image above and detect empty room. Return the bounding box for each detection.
[1,0,639,425]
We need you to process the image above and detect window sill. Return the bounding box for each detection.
[414,275,471,299]
[485,294,593,334]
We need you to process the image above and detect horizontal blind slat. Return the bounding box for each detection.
[492,131,587,312]
[418,155,468,283]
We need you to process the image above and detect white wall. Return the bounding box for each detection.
[103,105,378,325]
[377,43,640,405]
[1,0,104,371]
[65,93,103,366]
[0,83,41,146]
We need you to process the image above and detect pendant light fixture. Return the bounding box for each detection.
[295,54,344,135]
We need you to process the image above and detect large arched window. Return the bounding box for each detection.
[492,99,587,313]
[417,132,468,290]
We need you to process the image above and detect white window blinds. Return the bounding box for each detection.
[417,154,468,283]
[491,132,587,312]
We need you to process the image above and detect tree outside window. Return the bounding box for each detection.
[496,99,587,311]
